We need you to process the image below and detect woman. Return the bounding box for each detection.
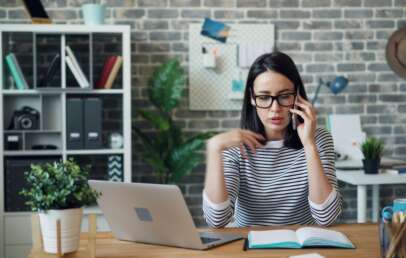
[203,51,342,227]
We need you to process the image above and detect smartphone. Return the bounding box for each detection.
[292,96,298,130]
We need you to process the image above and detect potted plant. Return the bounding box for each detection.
[20,159,100,254]
[360,137,384,174]
[133,59,213,184]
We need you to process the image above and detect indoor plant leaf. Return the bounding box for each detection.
[148,59,185,113]
[133,59,211,184]
[137,109,170,131]
[170,153,202,183]
[168,137,208,183]
[133,126,168,175]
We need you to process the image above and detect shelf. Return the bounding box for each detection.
[5,149,125,156]
[4,212,33,217]
[1,89,124,95]
[66,149,124,155]
[64,89,124,94]
[4,150,62,156]
[0,24,132,258]
[0,24,130,34]
[1,90,58,95]
[4,207,104,216]
[4,130,61,133]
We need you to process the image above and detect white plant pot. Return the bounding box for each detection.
[39,208,83,254]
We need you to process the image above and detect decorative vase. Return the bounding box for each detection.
[39,208,83,254]
[362,158,380,174]
[81,4,106,25]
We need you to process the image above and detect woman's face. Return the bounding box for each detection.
[251,70,296,138]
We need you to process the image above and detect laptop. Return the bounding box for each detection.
[88,180,243,250]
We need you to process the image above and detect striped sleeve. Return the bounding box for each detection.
[202,147,240,228]
[308,128,343,226]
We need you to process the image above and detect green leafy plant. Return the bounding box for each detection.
[133,59,213,184]
[360,137,384,160]
[20,159,100,212]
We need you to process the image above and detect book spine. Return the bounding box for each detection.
[5,54,25,90]
[96,56,117,89]
[66,56,86,88]
[104,56,123,89]
[66,46,89,88]
[38,53,60,87]
[10,54,29,89]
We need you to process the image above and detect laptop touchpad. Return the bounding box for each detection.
[134,207,153,222]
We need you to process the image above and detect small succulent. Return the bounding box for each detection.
[360,137,384,160]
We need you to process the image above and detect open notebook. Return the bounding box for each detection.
[248,227,355,249]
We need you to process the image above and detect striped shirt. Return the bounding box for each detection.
[203,128,342,228]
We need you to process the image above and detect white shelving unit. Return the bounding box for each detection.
[0,24,132,258]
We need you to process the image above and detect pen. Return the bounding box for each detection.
[393,212,400,224]
[243,237,248,251]
[397,212,403,223]
[379,222,387,258]
[398,211,405,223]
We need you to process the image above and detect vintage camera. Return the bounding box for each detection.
[8,106,40,130]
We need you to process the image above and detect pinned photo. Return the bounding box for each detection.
[200,18,230,43]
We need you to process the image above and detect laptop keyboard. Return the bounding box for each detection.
[200,236,221,244]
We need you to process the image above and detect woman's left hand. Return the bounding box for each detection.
[290,95,317,147]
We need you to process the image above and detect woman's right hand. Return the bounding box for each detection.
[207,129,266,159]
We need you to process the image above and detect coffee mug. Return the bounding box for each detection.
[382,198,406,221]
[81,4,106,25]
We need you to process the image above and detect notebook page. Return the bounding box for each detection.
[249,230,298,245]
[296,227,353,247]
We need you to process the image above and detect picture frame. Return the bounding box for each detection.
[21,0,52,24]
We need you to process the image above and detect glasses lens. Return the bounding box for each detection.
[255,95,272,108]
[278,94,295,106]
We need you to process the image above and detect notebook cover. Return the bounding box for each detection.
[5,53,28,90]
[104,56,123,89]
[96,56,117,89]
[66,45,89,87]
[66,56,86,88]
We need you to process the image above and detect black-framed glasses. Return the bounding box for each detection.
[252,92,296,108]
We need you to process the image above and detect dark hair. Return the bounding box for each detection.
[240,51,308,150]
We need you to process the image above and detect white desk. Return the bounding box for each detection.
[336,159,406,223]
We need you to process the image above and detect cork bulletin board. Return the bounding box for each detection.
[188,23,275,110]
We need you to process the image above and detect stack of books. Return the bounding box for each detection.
[65,45,90,88]
[5,53,29,90]
[6,48,122,90]
[95,55,123,89]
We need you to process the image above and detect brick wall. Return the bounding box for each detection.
[1,0,406,225]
